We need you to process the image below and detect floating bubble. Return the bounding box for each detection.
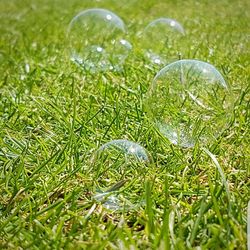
[90,139,150,210]
[145,59,232,148]
[67,8,132,72]
[141,18,185,66]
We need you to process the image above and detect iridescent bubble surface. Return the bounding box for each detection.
[67,9,132,72]
[91,139,150,210]
[141,18,185,66]
[145,59,232,148]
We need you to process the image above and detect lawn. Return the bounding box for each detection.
[0,0,249,249]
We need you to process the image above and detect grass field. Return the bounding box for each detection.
[0,0,249,249]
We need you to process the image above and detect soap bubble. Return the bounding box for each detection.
[90,139,151,210]
[145,59,232,148]
[141,18,185,66]
[67,9,132,72]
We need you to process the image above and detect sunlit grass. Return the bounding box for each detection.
[0,0,249,249]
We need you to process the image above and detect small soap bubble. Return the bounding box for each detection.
[141,18,185,66]
[67,8,132,72]
[145,59,232,148]
[90,139,150,210]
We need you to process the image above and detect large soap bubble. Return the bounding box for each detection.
[90,139,151,210]
[141,18,185,66]
[67,9,132,72]
[145,59,232,148]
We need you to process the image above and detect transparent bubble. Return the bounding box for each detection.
[67,9,132,72]
[145,59,232,148]
[90,139,151,210]
[141,18,185,66]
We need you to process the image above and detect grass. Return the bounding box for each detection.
[0,0,249,249]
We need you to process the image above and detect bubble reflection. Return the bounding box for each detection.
[91,139,150,211]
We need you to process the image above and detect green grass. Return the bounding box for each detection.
[0,0,249,249]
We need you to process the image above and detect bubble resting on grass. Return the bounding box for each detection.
[145,59,232,148]
[67,8,132,73]
[141,18,185,66]
[91,139,150,211]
